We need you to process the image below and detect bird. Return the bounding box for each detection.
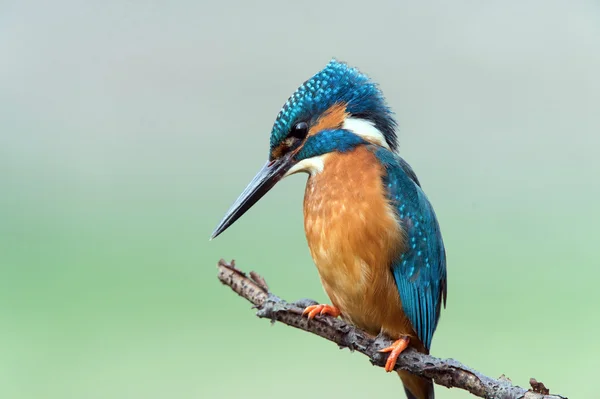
[211,59,447,399]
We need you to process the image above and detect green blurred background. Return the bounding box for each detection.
[1,1,599,398]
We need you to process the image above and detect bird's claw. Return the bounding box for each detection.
[302,304,341,319]
[379,336,410,372]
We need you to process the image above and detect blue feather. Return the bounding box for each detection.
[270,59,397,153]
[296,130,367,160]
[373,146,447,350]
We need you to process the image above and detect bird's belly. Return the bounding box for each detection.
[317,254,412,338]
[303,147,414,338]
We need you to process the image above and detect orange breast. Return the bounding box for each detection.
[303,146,416,340]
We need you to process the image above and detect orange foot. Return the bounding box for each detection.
[379,337,410,372]
[302,304,341,319]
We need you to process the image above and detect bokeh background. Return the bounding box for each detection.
[2,1,599,398]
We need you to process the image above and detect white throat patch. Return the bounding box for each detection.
[285,154,327,177]
[284,117,389,177]
[342,117,390,150]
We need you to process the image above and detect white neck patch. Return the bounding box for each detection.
[342,117,390,150]
[284,117,389,177]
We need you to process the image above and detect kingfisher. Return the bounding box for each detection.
[211,59,447,399]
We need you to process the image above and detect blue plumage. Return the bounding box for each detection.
[374,146,447,350]
[270,59,397,153]
[214,58,446,399]
[297,130,367,160]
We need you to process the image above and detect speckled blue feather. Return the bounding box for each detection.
[374,147,447,350]
[270,59,397,153]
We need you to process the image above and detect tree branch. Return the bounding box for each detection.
[216,259,566,399]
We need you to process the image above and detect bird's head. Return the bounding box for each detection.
[211,59,398,239]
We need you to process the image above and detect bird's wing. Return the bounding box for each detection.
[373,147,447,350]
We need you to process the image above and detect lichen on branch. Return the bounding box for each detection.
[216,259,566,399]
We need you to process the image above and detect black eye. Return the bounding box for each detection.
[289,121,309,140]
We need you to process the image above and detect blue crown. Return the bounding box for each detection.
[269,59,398,153]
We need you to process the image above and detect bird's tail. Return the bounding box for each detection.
[398,370,434,399]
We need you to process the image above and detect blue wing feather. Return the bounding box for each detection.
[373,147,447,350]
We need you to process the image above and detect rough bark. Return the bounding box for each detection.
[216,259,566,399]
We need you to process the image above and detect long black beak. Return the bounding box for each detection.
[211,154,294,239]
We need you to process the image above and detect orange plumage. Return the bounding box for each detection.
[212,60,446,399]
[303,147,416,340]
[303,146,432,398]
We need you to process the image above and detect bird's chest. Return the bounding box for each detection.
[302,148,405,334]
